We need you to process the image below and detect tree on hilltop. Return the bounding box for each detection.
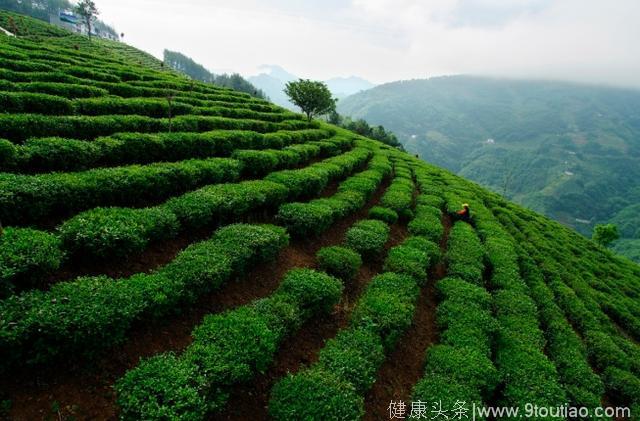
[75,0,99,40]
[284,79,336,121]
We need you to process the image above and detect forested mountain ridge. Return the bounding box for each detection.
[164,50,266,99]
[339,75,640,261]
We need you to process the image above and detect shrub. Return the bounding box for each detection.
[115,353,209,421]
[338,171,381,199]
[210,224,289,272]
[437,301,496,357]
[274,162,385,239]
[0,224,288,371]
[412,375,484,419]
[56,181,288,261]
[276,202,334,237]
[584,331,630,372]
[416,194,444,209]
[322,147,371,178]
[446,222,485,285]
[0,158,242,225]
[0,113,302,143]
[231,149,279,176]
[316,328,385,393]
[269,368,363,421]
[19,81,109,98]
[296,142,328,159]
[415,204,443,219]
[59,207,178,260]
[166,180,288,231]
[494,290,545,350]
[603,367,640,406]
[368,206,398,224]
[311,197,354,220]
[332,191,367,215]
[350,273,418,350]
[187,306,279,386]
[345,219,390,258]
[276,268,343,318]
[311,140,340,156]
[20,137,102,172]
[495,342,567,408]
[383,244,429,283]
[408,213,443,243]
[102,130,256,164]
[436,277,492,307]
[317,246,362,281]
[380,177,414,216]
[0,227,65,296]
[274,148,303,167]
[252,294,304,340]
[424,345,499,397]
[63,65,120,82]
[403,236,441,263]
[0,139,16,170]
[0,92,74,115]
[74,97,194,117]
[266,166,330,199]
[381,189,413,214]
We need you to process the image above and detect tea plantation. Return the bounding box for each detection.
[1,10,639,421]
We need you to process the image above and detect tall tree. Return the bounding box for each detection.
[75,0,99,40]
[284,79,336,121]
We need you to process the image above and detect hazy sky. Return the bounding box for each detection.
[98,0,640,87]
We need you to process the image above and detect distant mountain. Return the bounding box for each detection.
[338,75,640,262]
[325,76,375,100]
[247,65,296,108]
[248,65,375,109]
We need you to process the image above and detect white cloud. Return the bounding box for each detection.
[96,0,640,87]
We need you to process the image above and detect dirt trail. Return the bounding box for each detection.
[218,223,409,421]
[3,179,387,421]
[363,213,452,421]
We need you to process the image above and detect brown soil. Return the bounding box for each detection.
[3,178,389,421]
[218,222,409,421]
[218,264,378,421]
[363,213,452,421]
[42,234,202,287]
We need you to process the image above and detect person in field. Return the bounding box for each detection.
[456,203,471,222]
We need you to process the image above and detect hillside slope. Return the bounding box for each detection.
[338,75,640,262]
[1,13,639,420]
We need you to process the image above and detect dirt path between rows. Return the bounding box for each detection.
[218,223,409,421]
[363,213,452,420]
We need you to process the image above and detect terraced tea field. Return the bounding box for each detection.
[1,10,639,421]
